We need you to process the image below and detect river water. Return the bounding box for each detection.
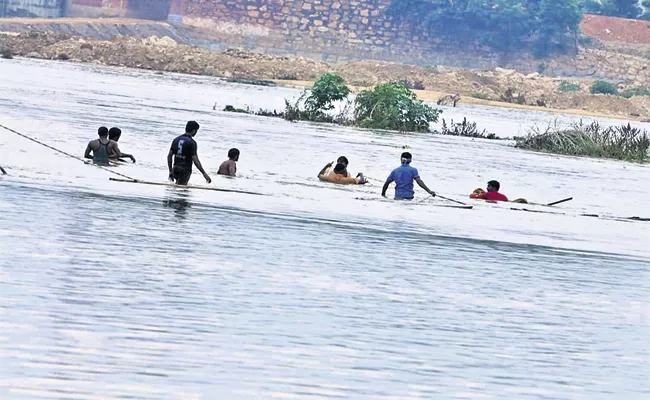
[1,58,649,399]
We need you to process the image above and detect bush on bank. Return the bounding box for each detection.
[590,80,619,95]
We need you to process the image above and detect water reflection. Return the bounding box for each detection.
[162,191,192,220]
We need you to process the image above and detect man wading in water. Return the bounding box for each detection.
[217,148,240,177]
[381,152,436,200]
[84,126,120,166]
[167,121,212,185]
[108,127,136,163]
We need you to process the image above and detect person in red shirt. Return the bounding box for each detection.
[470,180,509,202]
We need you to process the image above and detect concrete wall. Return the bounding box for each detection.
[67,0,170,19]
[67,0,128,18]
[2,0,65,18]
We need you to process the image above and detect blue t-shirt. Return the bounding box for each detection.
[386,164,420,199]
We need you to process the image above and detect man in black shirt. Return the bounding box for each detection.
[167,121,212,185]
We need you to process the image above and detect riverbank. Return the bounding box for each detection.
[277,80,642,121]
[2,26,650,121]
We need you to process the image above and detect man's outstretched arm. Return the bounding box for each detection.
[317,162,333,177]
[415,178,435,196]
[192,155,212,183]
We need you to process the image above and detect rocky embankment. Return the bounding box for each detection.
[2,30,650,120]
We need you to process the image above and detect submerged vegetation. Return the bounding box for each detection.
[516,121,650,162]
[354,82,441,132]
[222,74,442,133]
[224,77,277,87]
[439,118,497,139]
[304,73,350,115]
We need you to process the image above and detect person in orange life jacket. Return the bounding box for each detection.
[381,152,435,200]
[319,156,351,178]
[318,161,367,184]
[470,180,509,202]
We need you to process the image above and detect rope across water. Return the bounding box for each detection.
[0,123,136,180]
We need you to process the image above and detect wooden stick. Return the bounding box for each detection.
[109,177,267,196]
[546,197,573,206]
[436,194,467,205]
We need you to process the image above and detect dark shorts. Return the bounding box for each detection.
[172,166,192,185]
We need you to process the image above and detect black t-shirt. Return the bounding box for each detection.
[170,134,197,169]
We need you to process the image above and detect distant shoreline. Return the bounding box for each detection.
[272,80,645,122]
[2,26,649,123]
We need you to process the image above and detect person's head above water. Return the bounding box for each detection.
[228,148,240,161]
[487,180,501,192]
[98,126,109,138]
[108,127,121,142]
[333,163,347,175]
[185,120,200,136]
[336,156,349,167]
[400,152,412,164]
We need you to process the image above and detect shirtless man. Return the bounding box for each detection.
[217,148,239,177]
[84,126,121,166]
[108,127,136,163]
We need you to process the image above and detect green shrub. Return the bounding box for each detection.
[590,80,619,95]
[439,118,498,139]
[515,120,650,162]
[622,87,650,98]
[354,83,442,132]
[305,73,350,113]
[558,81,581,93]
[537,63,547,74]
[223,105,250,114]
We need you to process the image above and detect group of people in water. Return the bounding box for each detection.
[85,120,510,202]
[85,121,240,185]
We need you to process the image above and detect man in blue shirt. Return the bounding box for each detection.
[381,152,436,200]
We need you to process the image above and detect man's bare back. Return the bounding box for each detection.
[217,159,237,177]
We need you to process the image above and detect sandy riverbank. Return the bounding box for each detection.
[1,29,650,121]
